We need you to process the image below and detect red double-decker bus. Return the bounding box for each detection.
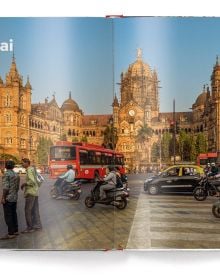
[49,141,125,179]
[196,152,218,167]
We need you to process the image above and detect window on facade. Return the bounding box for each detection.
[5,113,12,123]
[5,94,11,107]
[20,138,26,149]
[5,137,13,145]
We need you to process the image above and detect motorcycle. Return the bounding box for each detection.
[121,174,130,194]
[212,199,220,218]
[85,180,129,210]
[193,175,220,201]
[50,180,82,200]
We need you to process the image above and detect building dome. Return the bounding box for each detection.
[195,91,207,106]
[61,92,81,112]
[126,58,152,78]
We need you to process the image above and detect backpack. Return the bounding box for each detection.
[115,174,123,188]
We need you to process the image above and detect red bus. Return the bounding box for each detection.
[49,141,125,179]
[197,152,217,167]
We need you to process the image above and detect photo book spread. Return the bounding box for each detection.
[1,17,220,250]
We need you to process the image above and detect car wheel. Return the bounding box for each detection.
[148,185,159,195]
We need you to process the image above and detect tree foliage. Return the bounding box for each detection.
[36,137,53,165]
[103,125,118,149]
[136,124,153,145]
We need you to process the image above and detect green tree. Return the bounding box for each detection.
[151,142,160,163]
[136,124,153,144]
[72,137,79,142]
[161,132,172,162]
[179,130,188,161]
[80,136,88,143]
[36,137,53,165]
[195,132,207,155]
[60,134,67,141]
[103,125,118,149]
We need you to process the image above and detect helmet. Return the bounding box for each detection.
[207,163,211,166]
[67,164,73,169]
[211,162,215,166]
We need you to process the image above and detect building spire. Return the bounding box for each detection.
[69,91,72,99]
[216,55,219,66]
[137,48,142,60]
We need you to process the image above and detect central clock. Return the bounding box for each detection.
[128,109,135,117]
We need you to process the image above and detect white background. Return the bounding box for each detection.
[1,0,220,279]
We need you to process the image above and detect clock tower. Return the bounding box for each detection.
[114,49,160,170]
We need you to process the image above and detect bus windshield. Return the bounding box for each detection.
[50,146,76,161]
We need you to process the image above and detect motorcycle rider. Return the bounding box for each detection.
[99,166,117,200]
[204,163,211,174]
[54,165,75,199]
[208,162,219,177]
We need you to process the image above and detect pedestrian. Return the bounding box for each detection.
[0,160,20,240]
[20,158,42,233]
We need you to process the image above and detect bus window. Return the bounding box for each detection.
[101,153,106,165]
[79,150,88,165]
[95,152,101,164]
[50,146,76,161]
[88,151,95,164]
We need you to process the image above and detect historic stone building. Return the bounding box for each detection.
[0,56,112,161]
[1,52,219,167]
[113,49,193,170]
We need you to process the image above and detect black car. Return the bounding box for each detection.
[144,165,204,195]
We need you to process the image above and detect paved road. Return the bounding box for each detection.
[0,174,142,250]
[1,173,220,250]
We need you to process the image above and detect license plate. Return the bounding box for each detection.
[78,190,82,193]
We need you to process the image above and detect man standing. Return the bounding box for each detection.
[21,158,42,233]
[0,160,20,240]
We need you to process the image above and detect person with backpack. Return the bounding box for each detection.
[20,158,42,233]
[0,160,20,240]
[99,166,117,200]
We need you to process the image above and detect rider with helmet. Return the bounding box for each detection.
[54,165,75,198]
[208,162,219,177]
[99,165,117,200]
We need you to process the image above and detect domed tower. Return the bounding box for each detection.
[120,48,159,119]
[61,92,83,141]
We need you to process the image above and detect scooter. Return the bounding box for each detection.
[85,180,129,210]
[50,180,82,200]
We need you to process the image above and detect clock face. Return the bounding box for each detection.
[129,109,135,116]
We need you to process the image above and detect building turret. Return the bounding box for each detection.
[112,94,120,127]
[25,75,32,90]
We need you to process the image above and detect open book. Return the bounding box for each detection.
[0,17,220,250]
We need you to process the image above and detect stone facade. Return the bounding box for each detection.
[0,57,112,161]
[1,53,219,167]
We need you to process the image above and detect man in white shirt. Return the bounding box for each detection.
[55,165,75,198]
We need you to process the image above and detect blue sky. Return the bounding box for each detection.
[0,17,220,114]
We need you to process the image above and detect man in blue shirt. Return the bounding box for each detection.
[54,165,75,199]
